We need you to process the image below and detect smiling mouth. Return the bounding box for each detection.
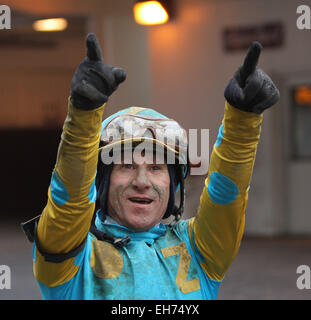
[128,197,153,204]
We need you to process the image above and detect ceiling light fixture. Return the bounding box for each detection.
[133,0,172,26]
[32,18,68,32]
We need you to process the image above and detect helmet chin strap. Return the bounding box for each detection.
[169,165,185,227]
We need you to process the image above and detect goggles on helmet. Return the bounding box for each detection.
[99,113,188,166]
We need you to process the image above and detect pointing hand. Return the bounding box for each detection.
[224,42,280,114]
[70,33,126,110]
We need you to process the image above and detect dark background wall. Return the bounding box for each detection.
[1,129,62,220]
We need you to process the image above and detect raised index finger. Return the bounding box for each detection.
[86,33,102,61]
[240,41,262,84]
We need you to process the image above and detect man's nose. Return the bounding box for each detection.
[131,168,152,190]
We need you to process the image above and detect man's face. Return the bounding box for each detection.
[107,153,170,232]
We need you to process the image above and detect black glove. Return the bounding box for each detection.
[224,41,280,114]
[70,33,126,110]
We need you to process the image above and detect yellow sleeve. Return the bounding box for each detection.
[34,99,105,286]
[188,101,263,281]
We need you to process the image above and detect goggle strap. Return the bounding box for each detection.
[169,166,185,227]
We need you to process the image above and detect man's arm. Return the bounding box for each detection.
[37,101,104,255]
[188,42,280,281]
[34,34,126,286]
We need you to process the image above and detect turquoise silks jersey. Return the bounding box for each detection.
[34,214,220,300]
[33,101,263,300]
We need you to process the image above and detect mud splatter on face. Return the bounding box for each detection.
[108,184,125,221]
[107,161,170,231]
[151,182,167,200]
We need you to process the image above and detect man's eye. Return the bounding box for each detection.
[123,164,133,169]
[151,165,161,171]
